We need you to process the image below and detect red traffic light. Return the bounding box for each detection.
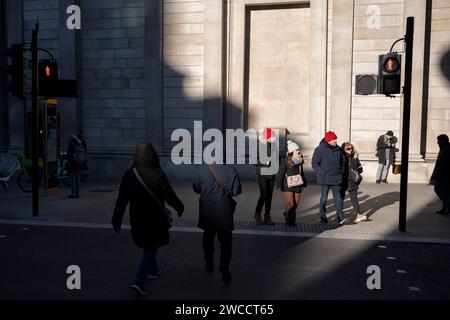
[38,60,58,82]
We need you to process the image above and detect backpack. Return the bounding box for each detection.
[74,143,86,165]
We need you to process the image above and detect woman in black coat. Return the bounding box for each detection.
[276,140,307,226]
[341,142,366,223]
[112,143,184,296]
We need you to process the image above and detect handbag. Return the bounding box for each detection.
[207,165,237,214]
[349,169,363,185]
[285,173,304,188]
[133,167,172,228]
[392,163,401,175]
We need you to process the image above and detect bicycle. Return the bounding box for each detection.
[0,153,40,193]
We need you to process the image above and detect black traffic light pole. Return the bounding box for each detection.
[399,17,414,232]
[31,23,39,217]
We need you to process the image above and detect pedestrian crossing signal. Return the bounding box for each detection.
[378,53,401,95]
[38,60,58,82]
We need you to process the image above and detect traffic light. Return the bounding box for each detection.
[6,43,26,99]
[378,52,401,95]
[38,60,58,82]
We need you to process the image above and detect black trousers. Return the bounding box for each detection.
[255,174,275,214]
[340,188,361,214]
[202,231,232,271]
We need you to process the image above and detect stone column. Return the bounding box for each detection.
[330,0,354,142]
[404,0,426,160]
[144,0,163,151]
[309,0,328,148]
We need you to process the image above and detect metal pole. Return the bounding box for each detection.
[32,23,39,216]
[399,17,414,232]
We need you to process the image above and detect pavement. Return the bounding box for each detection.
[0,178,449,243]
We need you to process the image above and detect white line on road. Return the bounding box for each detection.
[21,227,30,230]
[397,270,407,274]
[387,257,397,260]
[409,287,420,292]
[378,245,387,248]
[0,235,6,238]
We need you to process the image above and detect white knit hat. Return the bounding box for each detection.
[287,140,300,153]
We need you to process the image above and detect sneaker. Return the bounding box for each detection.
[220,270,232,284]
[320,217,328,223]
[148,270,161,279]
[376,180,381,184]
[355,214,367,223]
[131,284,148,296]
[339,217,348,225]
[381,179,388,184]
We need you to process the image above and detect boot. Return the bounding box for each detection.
[263,214,275,225]
[254,212,263,224]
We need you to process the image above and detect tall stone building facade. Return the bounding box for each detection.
[0,0,449,182]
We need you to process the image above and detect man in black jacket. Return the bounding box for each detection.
[375,130,397,184]
[430,134,450,215]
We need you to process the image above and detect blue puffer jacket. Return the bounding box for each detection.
[312,139,347,185]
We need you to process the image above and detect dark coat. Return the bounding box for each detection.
[342,153,363,192]
[276,157,306,193]
[112,167,184,249]
[193,164,241,233]
[431,143,450,182]
[66,135,87,173]
[312,139,347,186]
[376,135,397,164]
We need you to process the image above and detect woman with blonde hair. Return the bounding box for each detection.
[341,142,366,223]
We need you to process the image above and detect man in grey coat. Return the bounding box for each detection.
[193,163,241,284]
[375,130,398,183]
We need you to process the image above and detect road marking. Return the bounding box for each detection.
[409,287,420,292]
[397,269,407,274]
[378,245,387,248]
[0,235,6,238]
[387,256,397,260]
[21,227,30,230]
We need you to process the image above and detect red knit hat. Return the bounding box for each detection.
[324,131,337,142]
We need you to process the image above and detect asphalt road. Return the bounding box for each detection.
[1,223,450,300]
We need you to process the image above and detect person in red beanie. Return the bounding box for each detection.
[312,131,348,224]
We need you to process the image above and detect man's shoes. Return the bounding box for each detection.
[381,179,388,184]
[254,212,263,225]
[436,207,449,215]
[338,217,348,225]
[320,216,328,223]
[286,221,297,227]
[263,214,275,225]
[131,284,148,296]
[376,180,381,184]
[220,270,232,284]
[205,261,214,273]
[148,270,161,279]
[67,194,79,199]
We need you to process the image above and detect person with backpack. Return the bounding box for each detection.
[193,163,241,285]
[112,143,184,296]
[66,131,87,198]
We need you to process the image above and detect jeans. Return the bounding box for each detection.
[255,174,275,214]
[320,185,344,220]
[376,160,390,181]
[70,172,80,196]
[434,180,450,209]
[203,231,232,272]
[133,248,159,287]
